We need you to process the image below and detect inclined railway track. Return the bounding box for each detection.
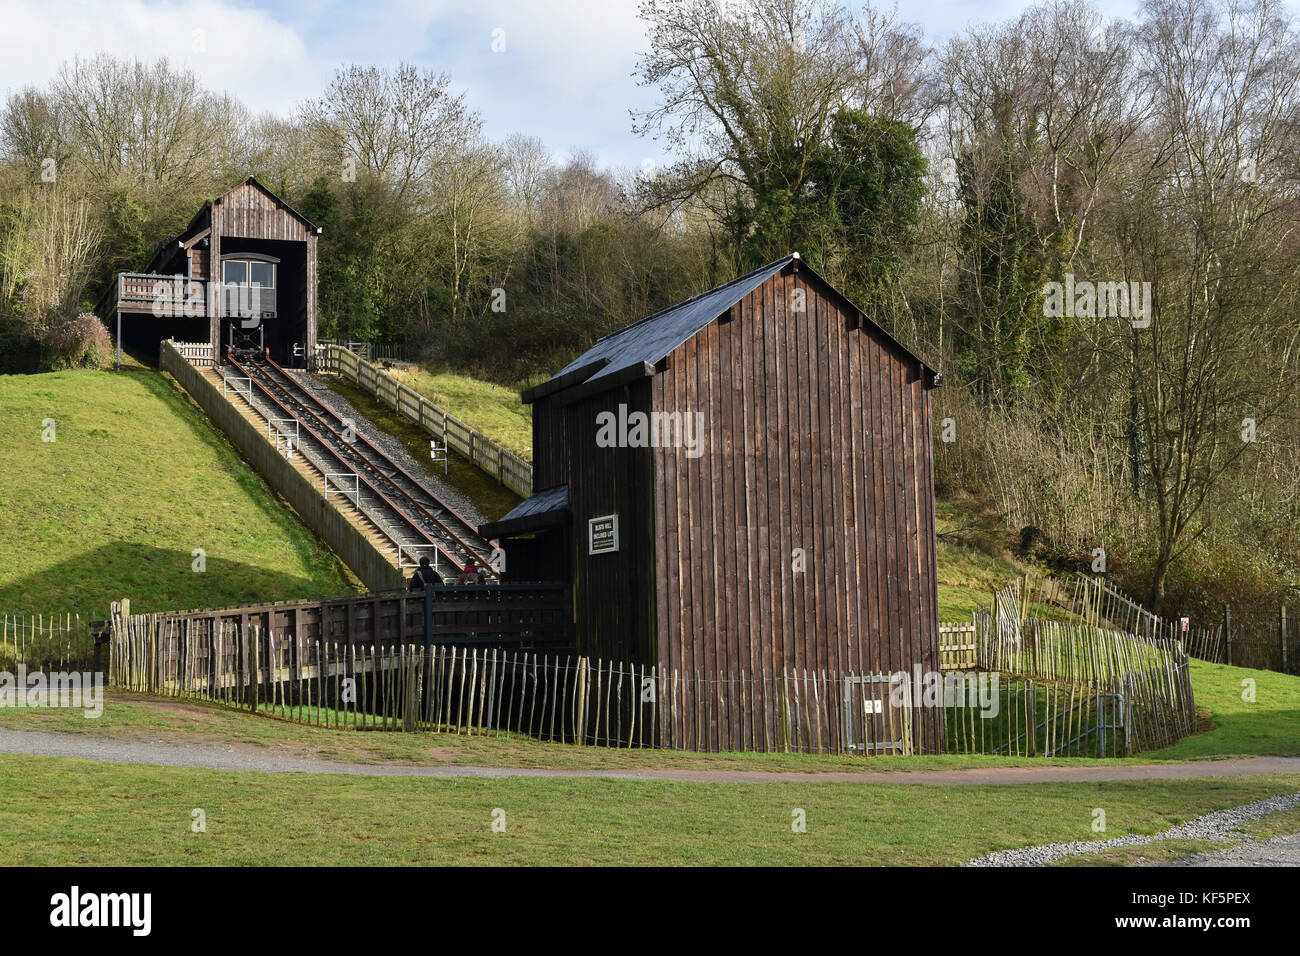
[224,349,497,579]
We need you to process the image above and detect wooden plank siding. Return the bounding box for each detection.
[201,179,318,365]
[498,256,942,753]
[650,266,942,753]
[562,382,656,665]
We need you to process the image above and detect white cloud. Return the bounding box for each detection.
[0,0,320,114]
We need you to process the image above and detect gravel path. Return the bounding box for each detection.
[4,727,1300,785]
[965,791,1300,866]
[1165,833,1300,866]
[287,370,487,527]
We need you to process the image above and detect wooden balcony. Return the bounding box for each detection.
[112,273,277,319]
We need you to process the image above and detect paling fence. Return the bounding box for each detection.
[169,340,216,367]
[943,678,1126,758]
[109,608,923,753]
[997,571,1226,663]
[0,613,100,671]
[938,621,977,669]
[317,343,533,498]
[938,615,1127,757]
[970,583,1197,753]
[104,577,1198,756]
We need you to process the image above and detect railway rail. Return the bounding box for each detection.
[223,348,497,579]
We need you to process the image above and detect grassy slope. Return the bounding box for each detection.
[0,753,1294,865]
[934,494,1042,620]
[0,369,360,614]
[1149,659,1300,759]
[387,365,533,459]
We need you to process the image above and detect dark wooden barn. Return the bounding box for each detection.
[99,177,319,367]
[481,254,944,752]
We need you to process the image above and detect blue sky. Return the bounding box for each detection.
[0,0,1153,170]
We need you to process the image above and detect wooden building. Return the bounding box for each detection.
[481,254,944,752]
[99,178,319,367]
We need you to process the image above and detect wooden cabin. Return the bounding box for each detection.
[100,178,319,367]
[481,254,944,752]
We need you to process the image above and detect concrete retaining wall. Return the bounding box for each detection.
[161,340,405,592]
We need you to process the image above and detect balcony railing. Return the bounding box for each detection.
[114,273,277,319]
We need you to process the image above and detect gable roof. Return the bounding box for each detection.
[141,177,320,275]
[223,176,321,234]
[523,255,938,404]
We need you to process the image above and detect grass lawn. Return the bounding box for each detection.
[0,752,1295,865]
[386,365,533,460]
[0,369,361,616]
[935,494,1043,620]
[1148,659,1300,759]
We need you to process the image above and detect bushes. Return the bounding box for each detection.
[41,312,113,370]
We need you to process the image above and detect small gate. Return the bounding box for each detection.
[843,673,914,754]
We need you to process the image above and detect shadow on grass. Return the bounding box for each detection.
[0,541,358,617]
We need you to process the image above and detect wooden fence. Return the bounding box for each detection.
[110,586,572,659]
[977,584,1197,752]
[944,677,1125,758]
[939,620,977,669]
[170,339,216,367]
[318,344,533,498]
[108,606,922,754]
[1005,571,1226,664]
[1223,606,1296,673]
[0,613,100,670]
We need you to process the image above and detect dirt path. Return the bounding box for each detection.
[3,727,1300,784]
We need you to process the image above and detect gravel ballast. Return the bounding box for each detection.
[287,370,488,527]
[965,791,1300,866]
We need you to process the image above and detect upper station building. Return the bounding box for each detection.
[100,178,320,367]
[481,254,945,752]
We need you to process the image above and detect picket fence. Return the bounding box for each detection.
[108,609,921,754]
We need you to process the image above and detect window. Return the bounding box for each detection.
[222,257,276,287]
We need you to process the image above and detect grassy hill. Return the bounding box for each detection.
[0,362,1038,620]
[386,365,534,459]
[0,369,361,615]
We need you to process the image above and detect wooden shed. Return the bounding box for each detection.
[481,254,944,752]
[99,177,319,367]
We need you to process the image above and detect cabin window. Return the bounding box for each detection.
[222,258,276,288]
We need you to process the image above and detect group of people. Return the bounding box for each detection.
[407,555,488,589]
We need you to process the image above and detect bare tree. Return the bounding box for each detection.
[303,63,472,202]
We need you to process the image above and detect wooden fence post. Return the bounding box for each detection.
[1281,606,1288,674]
[1224,605,1233,667]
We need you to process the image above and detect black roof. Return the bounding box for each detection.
[526,255,937,403]
[479,485,569,540]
